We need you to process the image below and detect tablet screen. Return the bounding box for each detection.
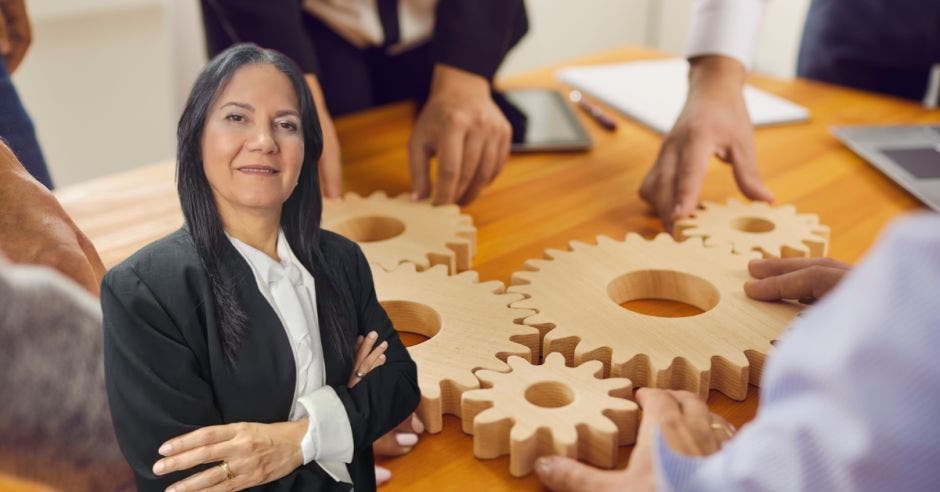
[493,89,593,152]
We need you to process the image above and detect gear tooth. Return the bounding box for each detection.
[542,352,567,368]
[506,355,530,372]
[777,203,797,214]
[727,197,745,207]
[544,248,567,260]
[510,270,535,285]
[427,264,450,276]
[593,235,615,248]
[472,368,501,386]
[509,421,538,442]
[524,258,550,271]
[812,225,831,239]
[454,270,479,283]
[568,239,593,252]
[576,359,605,378]
[474,406,510,426]
[345,191,364,201]
[478,279,506,294]
[652,232,676,244]
[367,190,389,200]
[701,200,720,210]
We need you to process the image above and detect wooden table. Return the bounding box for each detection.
[48,46,937,491]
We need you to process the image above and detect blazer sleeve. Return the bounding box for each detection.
[200,0,321,75]
[101,266,224,491]
[430,0,529,80]
[331,246,420,451]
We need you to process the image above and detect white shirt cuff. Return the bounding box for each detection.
[297,385,355,465]
[685,0,766,69]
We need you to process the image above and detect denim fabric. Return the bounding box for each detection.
[0,57,52,189]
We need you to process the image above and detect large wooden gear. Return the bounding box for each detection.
[461,353,637,477]
[322,191,477,273]
[508,233,803,400]
[675,199,830,258]
[371,263,540,433]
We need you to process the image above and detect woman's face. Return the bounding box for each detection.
[201,63,304,218]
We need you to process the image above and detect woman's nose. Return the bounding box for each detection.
[247,126,278,153]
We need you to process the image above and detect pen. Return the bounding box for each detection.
[569,90,617,131]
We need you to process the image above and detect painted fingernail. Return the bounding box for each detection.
[153,460,165,474]
[368,331,378,339]
[158,442,172,455]
[412,416,425,434]
[166,487,177,492]
[396,432,418,446]
[379,354,386,362]
[375,466,392,482]
[379,341,388,348]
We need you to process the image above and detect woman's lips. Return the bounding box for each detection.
[237,166,280,175]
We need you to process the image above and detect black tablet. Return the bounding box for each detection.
[493,89,593,152]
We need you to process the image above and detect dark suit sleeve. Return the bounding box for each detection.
[430,0,529,79]
[331,247,420,451]
[101,267,223,491]
[200,0,321,75]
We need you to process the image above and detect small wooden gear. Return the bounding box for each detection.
[372,263,540,433]
[322,191,477,273]
[675,199,830,257]
[508,233,803,400]
[461,353,637,477]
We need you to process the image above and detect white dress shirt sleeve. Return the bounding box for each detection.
[651,213,940,491]
[297,386,356,465]
[685,0,768,69]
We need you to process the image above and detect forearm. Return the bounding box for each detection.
[688,55,747,95]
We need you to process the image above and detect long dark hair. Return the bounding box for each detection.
[176,43,353,370]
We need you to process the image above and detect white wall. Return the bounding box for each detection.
[13,0,175,187]
[11,0,810,187]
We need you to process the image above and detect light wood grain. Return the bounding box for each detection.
[38,45,937,490]
[676,199,830,257]
[322,191,476,273]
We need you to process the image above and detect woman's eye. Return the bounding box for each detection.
[278,121,298,132]
[225,113,245,123]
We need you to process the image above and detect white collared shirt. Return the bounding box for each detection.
[228,230,354,485]
[686,0,767,68]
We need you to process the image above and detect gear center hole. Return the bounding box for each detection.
[608,270,719,318]
[380,300,441,347]
[732,216,775,233]
[333,215,406,242]
[525,381,575,408]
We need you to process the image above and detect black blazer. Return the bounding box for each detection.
[101,228,419,491]
[200,0,528,80]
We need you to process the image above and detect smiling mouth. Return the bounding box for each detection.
[237,166,280,175]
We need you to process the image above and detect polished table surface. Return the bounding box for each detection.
[23,45,936,491]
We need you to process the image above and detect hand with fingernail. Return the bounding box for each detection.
[372,413,425,485]
[348,331,388,388]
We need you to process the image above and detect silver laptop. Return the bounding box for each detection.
[833,125,940,211]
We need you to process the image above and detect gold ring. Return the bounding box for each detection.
[219,461,234,480]
[356,371,367,378]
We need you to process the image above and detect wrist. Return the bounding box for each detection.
[430,64,490,98]
[688,55,746,94]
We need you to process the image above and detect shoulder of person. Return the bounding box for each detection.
[102,228,204,294]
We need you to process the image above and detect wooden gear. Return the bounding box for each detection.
[461,353,637,477]
[675,199,830,257]
[371,264,540,433]
[508,233,803,400]
[322,191,477,273]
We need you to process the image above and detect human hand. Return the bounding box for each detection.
[745,257,851,302]
[303,74,343,200]
[0,141,106,295]
[372,413,424,486]
[153,420,307,492]
[535,388,734,492]
[348,330,387,388]
[408,64,511,205]
[0,0,31,73]
[640,55,773,231]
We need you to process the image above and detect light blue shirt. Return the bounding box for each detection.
[654,214,940,491]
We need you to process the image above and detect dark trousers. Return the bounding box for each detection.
[797,0,940,101]
[0,58,53,189]
[302,15,434,117]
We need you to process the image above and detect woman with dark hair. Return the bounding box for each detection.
[101,43,419,491]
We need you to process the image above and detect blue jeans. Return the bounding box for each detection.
[0,57,53,189]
